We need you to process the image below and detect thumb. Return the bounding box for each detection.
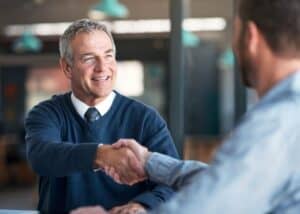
[112,140,128,149]
[125,141,140,156]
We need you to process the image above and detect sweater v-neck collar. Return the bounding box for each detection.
[71,92,116,119]
[66,91,121,123]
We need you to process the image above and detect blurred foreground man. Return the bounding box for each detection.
[75,0,300,213]
[25,19,178,213]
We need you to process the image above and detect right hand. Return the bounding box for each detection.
[94,143,145,185]
[106,139,151,185]
[113,139,150,172]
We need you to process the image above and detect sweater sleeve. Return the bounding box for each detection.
[25,102,99,177]
[131,108,179,209]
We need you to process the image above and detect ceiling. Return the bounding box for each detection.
[0,0,233,30]
[0,0,234,67]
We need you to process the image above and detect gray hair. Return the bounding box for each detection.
[59,19,116,64]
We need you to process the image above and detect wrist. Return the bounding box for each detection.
[95,144,109,169]
[142,150,151,167]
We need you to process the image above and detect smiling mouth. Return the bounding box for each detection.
[92,76,110,81]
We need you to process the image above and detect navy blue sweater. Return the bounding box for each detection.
[25,91,178,213]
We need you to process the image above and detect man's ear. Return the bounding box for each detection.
[246,21,261,56]
[60,58,72,79]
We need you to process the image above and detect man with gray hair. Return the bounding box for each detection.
[25,19,178,213]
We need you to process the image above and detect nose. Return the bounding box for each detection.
[94,57,106,72]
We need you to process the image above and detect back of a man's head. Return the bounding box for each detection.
[237,0,300,57]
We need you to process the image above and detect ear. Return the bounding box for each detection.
[60,58,72,79]
[246,21,261,56]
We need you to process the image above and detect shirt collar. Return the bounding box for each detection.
[260,70,300,104]
[71,91,116,119]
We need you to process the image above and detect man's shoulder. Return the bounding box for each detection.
[27,92,71,116]
[250,90,299,121]
[232,92,300,144]
[113,92,165,127]
[115,91,157,114]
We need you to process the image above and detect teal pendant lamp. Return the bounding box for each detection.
[12,31,42,53]
[89,0,129,19]
[219,48,235,68]
[182,30,200,47]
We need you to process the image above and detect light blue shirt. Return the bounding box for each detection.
[146,71,300,213]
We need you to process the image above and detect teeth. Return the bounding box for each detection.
[93,76,109,80]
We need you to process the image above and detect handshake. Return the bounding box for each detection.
[94,139,151,185]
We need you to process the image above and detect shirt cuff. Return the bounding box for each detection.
[145,152,180,184]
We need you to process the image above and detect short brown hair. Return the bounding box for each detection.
[237,0,300,56]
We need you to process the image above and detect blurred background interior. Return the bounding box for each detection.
[0,0,257,210]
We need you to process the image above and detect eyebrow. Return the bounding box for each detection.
[80,48,114,57]
[105,49,114,54]
[80,53,94,58]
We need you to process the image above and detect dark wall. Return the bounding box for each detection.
[0,66,27,133]
[184,42,220,136]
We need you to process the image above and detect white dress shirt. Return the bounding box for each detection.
[71,91,116,119]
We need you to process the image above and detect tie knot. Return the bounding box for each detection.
[85,107,100,122]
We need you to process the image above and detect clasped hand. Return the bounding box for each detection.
[94,139,150,185]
